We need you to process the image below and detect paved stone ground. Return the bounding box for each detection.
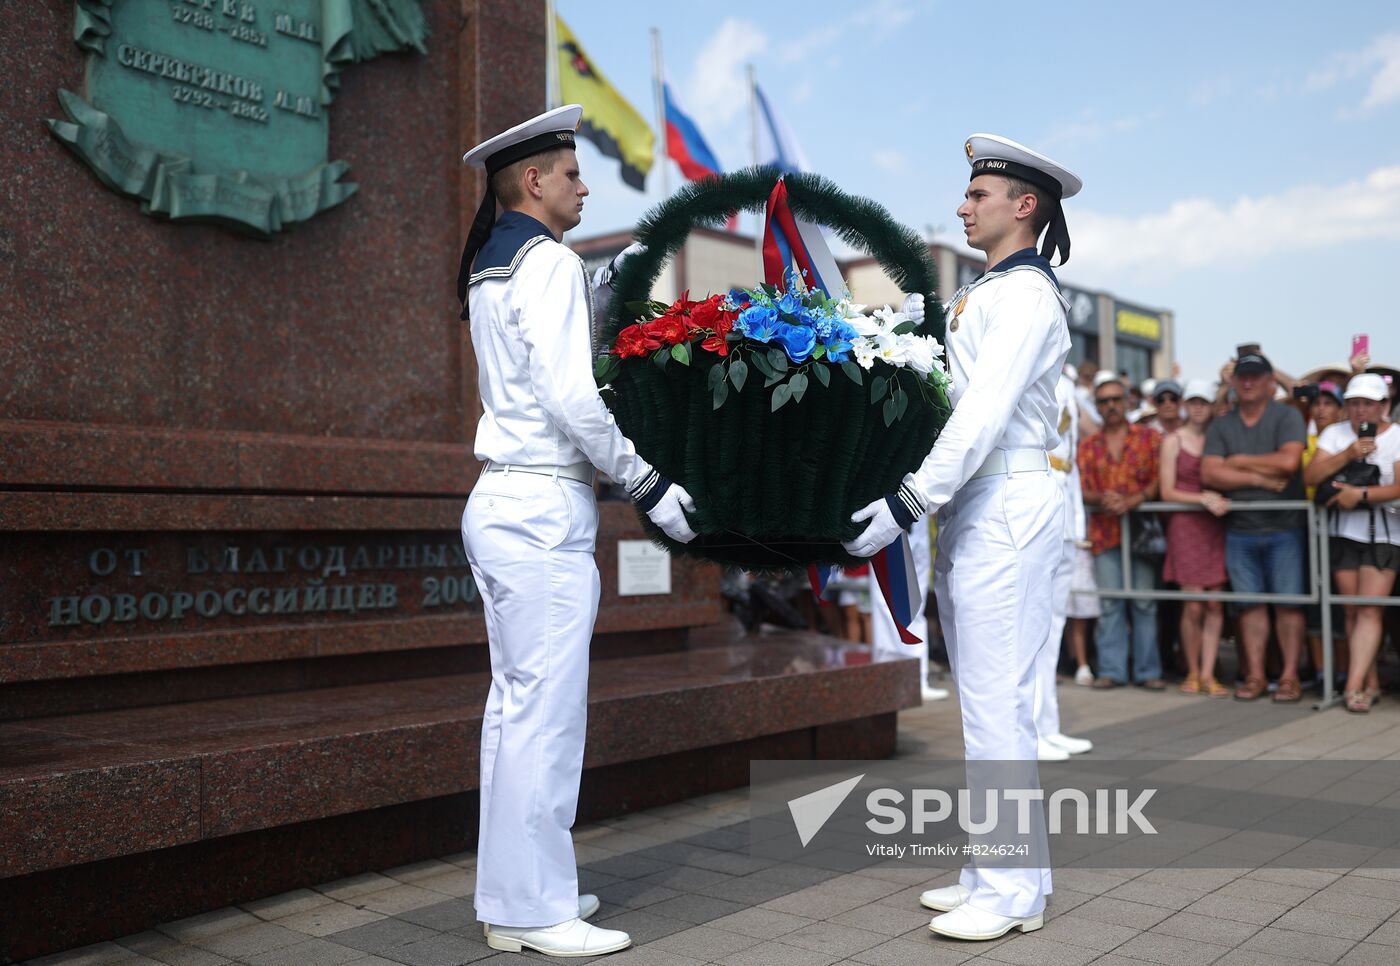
[30,680,1400,966]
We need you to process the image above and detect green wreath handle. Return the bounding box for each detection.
[603,166,944,345]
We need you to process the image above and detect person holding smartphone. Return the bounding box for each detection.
[1304,373,1400,713]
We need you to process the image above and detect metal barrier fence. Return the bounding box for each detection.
[1103,499,1400,710]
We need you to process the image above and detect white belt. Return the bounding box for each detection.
[482,460,596,485]
[970,449,1051,481]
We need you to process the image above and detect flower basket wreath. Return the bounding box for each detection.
[595,166,951,570]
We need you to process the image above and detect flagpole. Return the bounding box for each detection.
[545,0,558,109]
[748,63,761,263]
[650,28,670,199]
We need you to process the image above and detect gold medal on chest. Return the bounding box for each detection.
[950,296,966,333]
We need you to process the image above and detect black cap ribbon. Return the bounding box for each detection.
[970,157,1072,266]
[457,129,578,321]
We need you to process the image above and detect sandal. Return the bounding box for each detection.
[1202,677,1232,698]
[1234,676,1267,701]
[1179,676,1202,695]
[1273,677,1303,703]
[1346,690,1373,714]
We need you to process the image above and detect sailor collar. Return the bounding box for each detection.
[467,212,556,287]
[947,247,1069,326]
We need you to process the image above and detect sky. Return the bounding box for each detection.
[554,0,1400,384]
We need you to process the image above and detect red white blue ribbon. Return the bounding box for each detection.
[808,532,922,645]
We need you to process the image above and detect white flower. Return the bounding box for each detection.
[853,340,878,370]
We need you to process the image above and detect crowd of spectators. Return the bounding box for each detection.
[1069,345,1400,712]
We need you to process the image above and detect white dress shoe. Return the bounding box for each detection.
[1074,665,1094,686]
[918,883,970,911]
[922,685,950,702]
[485,916,631,957]
[929,904,1043,940]
[1037,738,1070,761]
[1046,732,1093,755]
[484,894,599,936]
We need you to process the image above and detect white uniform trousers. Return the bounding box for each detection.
[870,514,931,683]
[1033,536,1076,740]
[462,471,601,928]
[934,470,1063,918]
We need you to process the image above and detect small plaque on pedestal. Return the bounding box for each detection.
[617,540,671,597]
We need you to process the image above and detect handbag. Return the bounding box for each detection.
[1130,510,1167,561]
[1314,459,1381,507]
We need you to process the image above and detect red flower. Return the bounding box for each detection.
[701,334,730,356]
[613,323,659,358]
[689,294,724,332]
[642,314,691,347]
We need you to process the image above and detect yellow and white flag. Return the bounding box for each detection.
[555,15,654,191]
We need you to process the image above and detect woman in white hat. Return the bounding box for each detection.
[1160,379,1231,697]
[1304,373,1400,713]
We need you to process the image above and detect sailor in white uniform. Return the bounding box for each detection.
[1033,367,1095,761]
[845,134,1081,941]
[457,105,698,959]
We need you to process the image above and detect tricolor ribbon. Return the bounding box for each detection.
[808,532,922,645]
[761,178,845,296]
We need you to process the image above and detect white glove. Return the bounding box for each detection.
[842,497,904,558]
[900,292,925,325]
[645,482,699,543]
[592,241,646,289]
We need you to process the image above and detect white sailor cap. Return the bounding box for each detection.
[462,104,583,171]
[964,133,1081,264]
[457,105,584,321]
[964,134,1081,199]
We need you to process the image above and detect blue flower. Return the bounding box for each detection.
[738,304,779,342]
[821,320,857,363]
[773,323,816,364]
[775,292,803,318]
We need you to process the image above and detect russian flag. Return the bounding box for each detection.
[662,81,722,183]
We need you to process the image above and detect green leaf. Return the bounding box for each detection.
[593,355,615,381]
[765,368,784,388]
[750,352,775,380]
[841,361,864,386]
[670,342,691,366]
[767,348,788,372]
[871,375,889,404]
[708,362,726,390]
[759,282,779,299]
[729,359,749,392]
[790,372,808,404]
[883,397,897,426]
[812,363,830,388]
[895,386,909,420]
[893,321,917,335]
[771,383,793,412]
[624,300,655,319]
[812,344,827,360]
[651,347,669,370]
[712,377,729,410]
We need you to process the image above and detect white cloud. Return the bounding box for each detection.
[872,149,909,173]
[1069,165,1400,280]
[684,18,767,131]
[1040,112,1144,150]
[779,0,918,63]
[1307,32,1400,115]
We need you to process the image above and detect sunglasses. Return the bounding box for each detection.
[1155,393,1180,403]
[1095,395,1125,405]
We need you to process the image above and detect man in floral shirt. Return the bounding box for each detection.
[1078,373,1163,688]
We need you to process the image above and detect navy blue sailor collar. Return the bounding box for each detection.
[982,247,1061,291]
[468,211,557,287]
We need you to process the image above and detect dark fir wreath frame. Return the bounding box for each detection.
[601,166,950,571]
